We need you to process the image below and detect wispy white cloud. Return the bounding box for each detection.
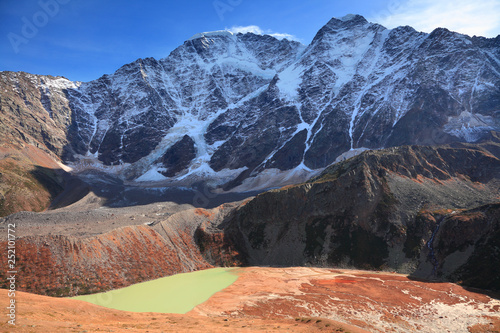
[370,0,500,37]
[227,25,300,41]
[228,25,264,35]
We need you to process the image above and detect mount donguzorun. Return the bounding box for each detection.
[1,14,499,199]
[1,12,500,306]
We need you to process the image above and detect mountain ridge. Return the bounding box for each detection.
[0,14,499,213]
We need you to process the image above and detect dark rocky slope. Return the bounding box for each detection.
[0,145,66,216]
[222,141,500,290]
[414,202,500,291]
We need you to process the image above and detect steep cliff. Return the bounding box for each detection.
[415,202,500,290]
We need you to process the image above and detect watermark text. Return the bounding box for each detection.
[213,0,243,21]
[6,223,16,325]
[7,0,71,54]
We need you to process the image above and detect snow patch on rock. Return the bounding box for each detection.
[334,148,371,163]
[444,111,499,142]
[189,30,234,40]
[136,167,168,182]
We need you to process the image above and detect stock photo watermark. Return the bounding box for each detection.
[6,223,16,325]
[213,0,243,21]
[193,183,218,207]
[370,0,405,26]
[7,0,71,54]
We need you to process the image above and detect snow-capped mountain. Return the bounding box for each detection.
[1,15,499,190]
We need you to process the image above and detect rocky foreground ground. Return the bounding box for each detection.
[1,267,499,332]
[1,140,499,332]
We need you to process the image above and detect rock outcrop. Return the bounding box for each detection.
[222,142,500,290]
[414,203,500,291]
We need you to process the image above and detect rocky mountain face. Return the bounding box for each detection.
[221,139,500,290]
[0,72,77,215]
[1,15,499,192]
[0,72,75,157]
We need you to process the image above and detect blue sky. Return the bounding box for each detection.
[1,0,499,82]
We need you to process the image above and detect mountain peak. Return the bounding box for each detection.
[327,14,368,28]
[188,30,234,40]
[2,14,498,193]
[339,14,363,22]
[310,14,371,44]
